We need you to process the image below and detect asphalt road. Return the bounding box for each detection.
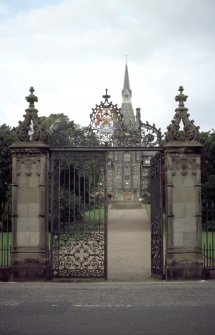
[0,280,215,335]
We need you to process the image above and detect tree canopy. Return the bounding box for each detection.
[200,129,215,202]
[0,124,13,204]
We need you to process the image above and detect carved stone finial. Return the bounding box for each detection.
[175,86,187,107]
[26,86,38,109]
[165,86,200,143]
[12,87,48,144]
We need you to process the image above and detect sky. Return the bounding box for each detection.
[0,0,215,133]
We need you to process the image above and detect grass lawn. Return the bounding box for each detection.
[84,207,105,224]
[0,232,11,267]
[202,232,215,261]
[202,232,214,247]
[51,207,105,244]
[144,204,151,219]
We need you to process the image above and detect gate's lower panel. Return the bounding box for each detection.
[52,230,105,278]
[50,151,107,279]
[150,152,164,279]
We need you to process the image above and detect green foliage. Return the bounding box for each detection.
[202,176,215,203]
[40,113,99,146]
[0,232,11,266]
[39,113,71,130]
[0,124,13,205]
[200,129,215,202]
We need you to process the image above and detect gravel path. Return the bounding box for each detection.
[108,207,151,281]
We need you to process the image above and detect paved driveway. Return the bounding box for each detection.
[108,207,151,281]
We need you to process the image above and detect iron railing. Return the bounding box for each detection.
[202,201,215,268]
[0,202,11,267]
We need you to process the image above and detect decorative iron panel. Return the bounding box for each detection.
[150,152,164,278]
[50,151,107,279]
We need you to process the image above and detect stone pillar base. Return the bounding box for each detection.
[10,263,49,281]
[10,247,49,281]
[166,249,203,280]
[166,264,203,280]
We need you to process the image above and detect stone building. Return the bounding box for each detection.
[107,64,146,204]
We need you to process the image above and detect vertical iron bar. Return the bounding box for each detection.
[78,167,81,221]
[88,171,91,224]
[6,202,9,266]
[58,158,61,233]
[83,170,86,223]
[93,162,96,224]
[160,153,164,278]
[206,208,208,268]
[0,203,3,267]
[104,152,108,280]
[73,164,76,224]
[212,208,214,266]
[49,154,53,277]
[68,161,71,232]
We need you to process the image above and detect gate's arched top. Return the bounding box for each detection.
[12,87,48,145]
[165,86,200,143]
[88,89,163,147]
[89,89,123,145]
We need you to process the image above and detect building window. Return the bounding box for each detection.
[124,153,130,162]
[117,179,122,187]
[133,166,138,175]
[133,179,139,188]
[124,166,130,175]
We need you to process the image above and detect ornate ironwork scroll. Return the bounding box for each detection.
[50,151,107,279]
[150,152,164,278]
[89,89,162,147]
[89,89,123,146]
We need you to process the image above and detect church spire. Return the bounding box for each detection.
[121,62,135,128]
[122,63,132,102]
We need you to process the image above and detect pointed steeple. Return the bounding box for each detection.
[122,63,132,102]
[121,63,135,128]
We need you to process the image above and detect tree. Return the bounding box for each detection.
[40,113,99,146]
[200,129,215,202]
[0,124,13,205]
[39,113,71,132]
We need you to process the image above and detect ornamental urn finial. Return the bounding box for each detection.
[25,86,38,109]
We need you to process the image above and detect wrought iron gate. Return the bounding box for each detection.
[48,90,164,280]
[50,150,107,279]
[150,152,164,278]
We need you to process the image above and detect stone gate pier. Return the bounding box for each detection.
[164,86,203,279]
[10,88,49,280]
